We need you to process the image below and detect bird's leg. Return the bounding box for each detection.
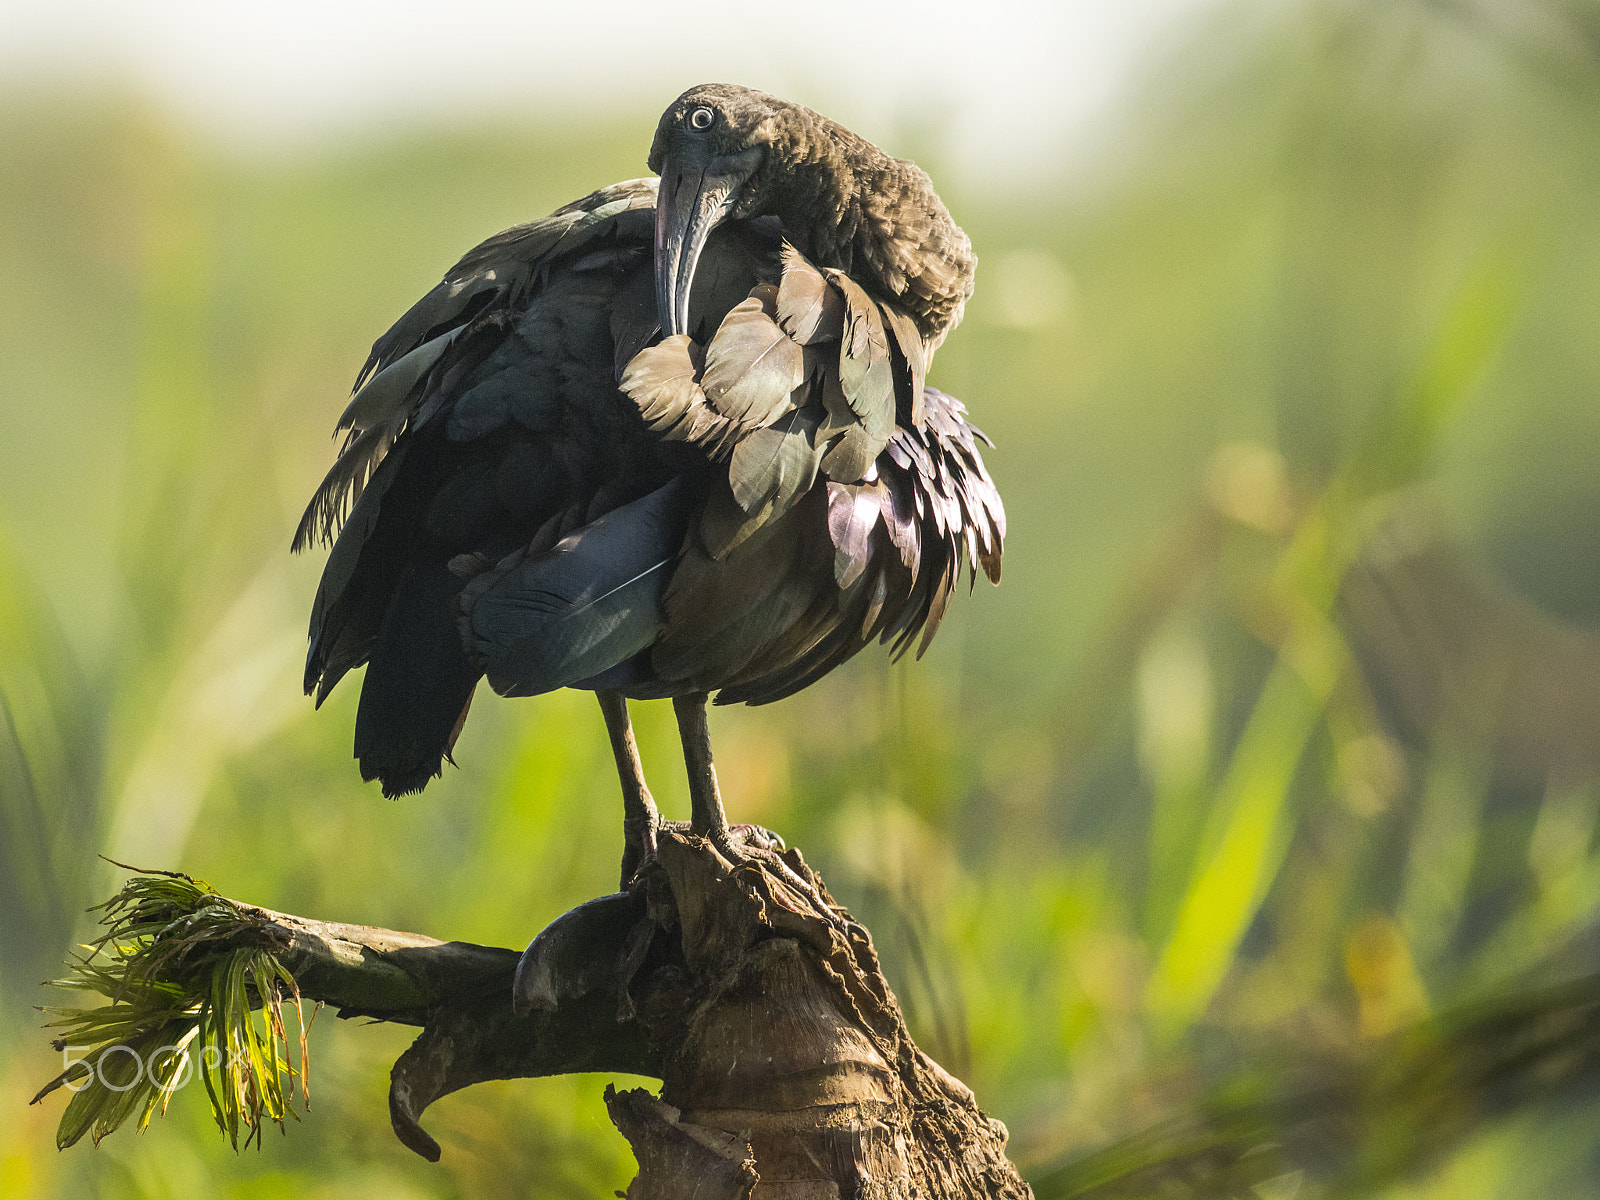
[671,691,753,865]
[671,692,846,924]
[598,690,660,888]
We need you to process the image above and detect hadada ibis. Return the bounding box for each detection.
[295,84,1005,879]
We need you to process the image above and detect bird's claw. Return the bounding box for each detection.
[622,818,788,885]
[620,815,663,890]
[729,823,785,853]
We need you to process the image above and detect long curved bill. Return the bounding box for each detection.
[654,148,759,338]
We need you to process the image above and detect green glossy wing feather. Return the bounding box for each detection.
[462,480,692,698]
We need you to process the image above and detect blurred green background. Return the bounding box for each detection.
[7,0,1600,1195]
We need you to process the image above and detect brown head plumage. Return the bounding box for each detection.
[649,84,975,346]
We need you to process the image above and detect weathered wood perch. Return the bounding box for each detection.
[215,829,1031,1197]
[46,839,1600,1194]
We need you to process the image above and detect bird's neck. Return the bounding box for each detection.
[768,119,975,347]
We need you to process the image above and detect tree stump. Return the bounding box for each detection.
[391,828,1032,1197]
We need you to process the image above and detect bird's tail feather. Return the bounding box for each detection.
[354,559,481,797]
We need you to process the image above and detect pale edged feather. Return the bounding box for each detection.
[823,269,894,439]
[820,424,882,484]
[337,329,461,434]
[700,287,806,427]
[880,302,927,428]
[858,566,891,639]
[813,357,885,483]
[916,551,957,658]
[878,470,920,576]
[815,357,855,437]
[619,335,736,454]
[698,478,789,562]
[775,245,845,345]
[825,481,883,588]
[727,405,824,516]
[294,423,399,552]
[358,281,486,390]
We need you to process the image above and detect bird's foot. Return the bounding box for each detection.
[624,809,834,924]
[622,818,787,886]
[694,822,849,925]
[626,825,796,888]
[693,818,790,868]
[725,822,786,854]
[620,814,662,890]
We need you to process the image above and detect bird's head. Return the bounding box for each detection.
[649,84,791,337]
[649,83,974,345]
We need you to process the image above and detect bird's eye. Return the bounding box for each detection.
[688,107,715,132]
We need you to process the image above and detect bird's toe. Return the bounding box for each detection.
[730,823,785,853]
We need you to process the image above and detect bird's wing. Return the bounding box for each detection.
[618,241,1004,700]
[300,179,661,716]
[294,178,660,555]
[618,244,919,549]
[705,387,1004,703]
[460,478,692,698]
